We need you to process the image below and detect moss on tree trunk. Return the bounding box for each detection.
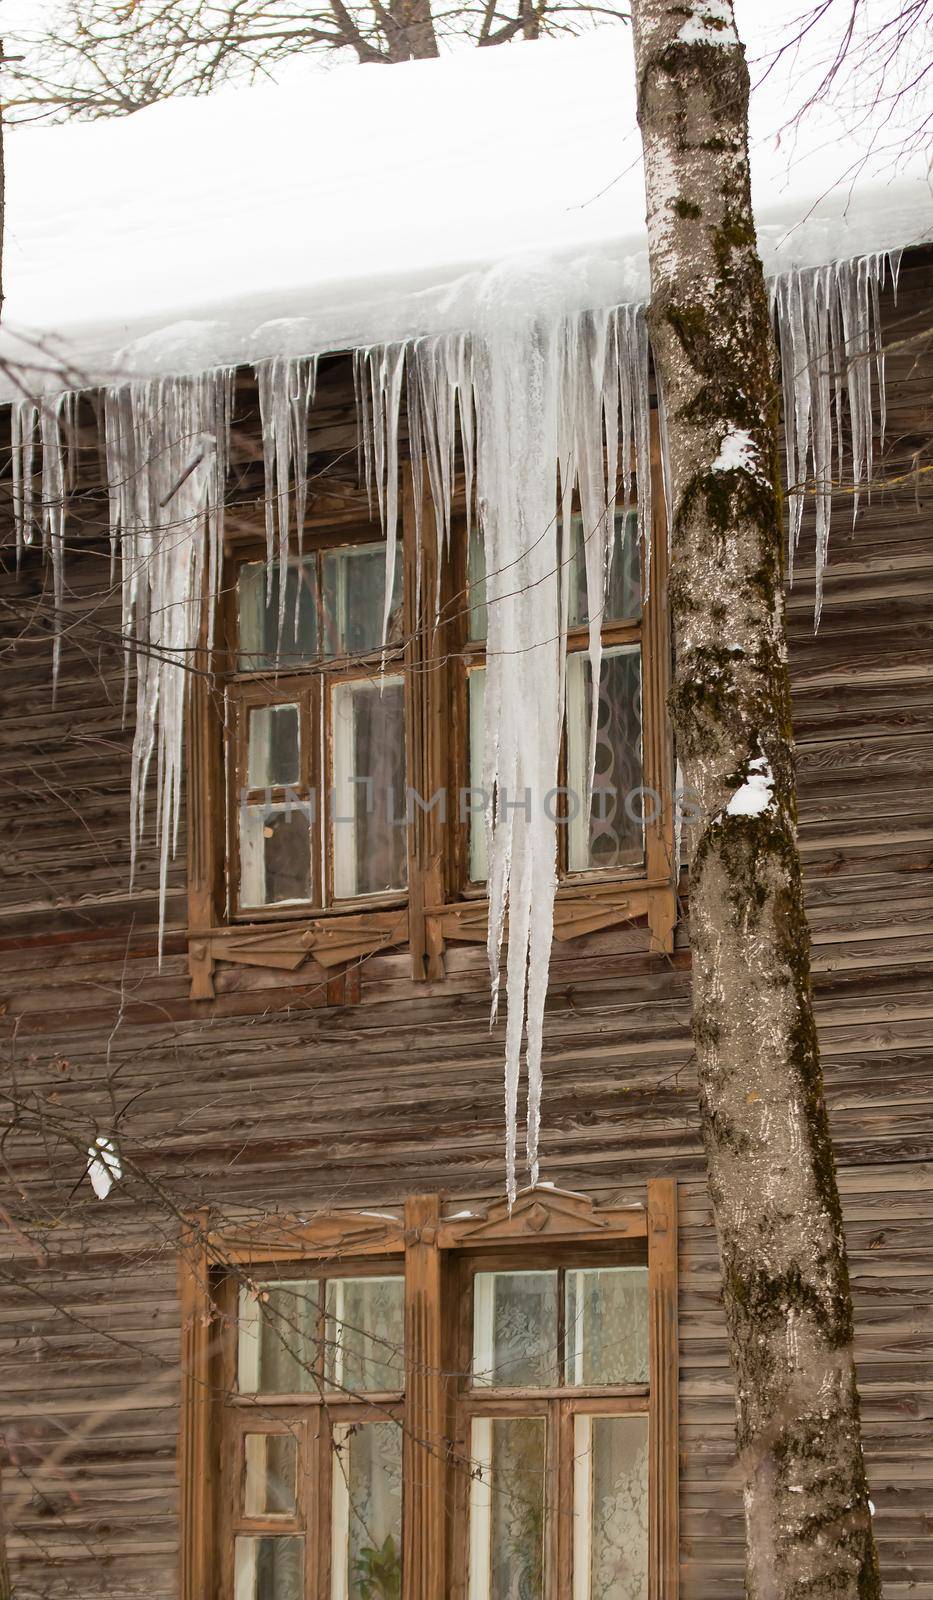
[629,3,881,1595]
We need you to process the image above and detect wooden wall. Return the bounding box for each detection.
[0,249,930,1598]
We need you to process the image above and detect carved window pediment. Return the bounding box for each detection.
[438,1183,647,1248]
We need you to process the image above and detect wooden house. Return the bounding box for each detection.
[0,29,930,1600]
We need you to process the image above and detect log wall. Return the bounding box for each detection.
[0,250,930,1599]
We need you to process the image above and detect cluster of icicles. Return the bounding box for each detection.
[10,249,899,1201]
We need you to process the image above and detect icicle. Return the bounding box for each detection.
[290,358,318,560]
[10,396,68,684]
[771,251,895,625]
[354,347,374,518]
[103,368,233,951]
[618,304,653,589]
[364,292,652,1200]
[257,356,318,649]
[407,333,475,615]
[361,344,406,650]
[473,286,564,1201]
[11,399,38,561]
[38,396,69,691]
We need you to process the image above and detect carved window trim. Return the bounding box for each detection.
[178,1181,678,1600]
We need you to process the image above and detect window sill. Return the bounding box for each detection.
[187,874,676,1000]
[231,888,409,923]
[428,876,676,953]
[188,904,410,997]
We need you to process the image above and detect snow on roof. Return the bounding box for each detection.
[1,15,931,394]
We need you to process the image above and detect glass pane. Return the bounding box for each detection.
[325,1276,405,1394]
[331,676,407,898]
[565,1266,649,1386]
[240,803,312,906]
[467,668,488,883]
[244,1434,298,1517]
[332,1422,402,1600]
[472,1271,558,1388]
[566,646,645,873]
[235,1535,304,1600]
[238,1281,321,1394]
[238,559,318,671]
[573,1415,648,1600]
[569,509,641,627]
[468,528,489,641]
[321,542,403,658]
[248,703,300,789]
[469,1417,546,1600]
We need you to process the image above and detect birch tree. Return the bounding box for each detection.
[629,2,881,1594]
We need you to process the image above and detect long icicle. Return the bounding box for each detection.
[362,294,655,1199]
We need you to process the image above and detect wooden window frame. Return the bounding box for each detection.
[227,674,321,916]
[215,1256,406,1600]
[450,516,647,889]
[432,428,675,965]
[449,1243,651,1600]
[186,427,675,1002]
[178,1181,678,1600]
[224,529,408,914]
[186,509,416,1000]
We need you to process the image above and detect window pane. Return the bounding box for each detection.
[565,1266,649,1386]
[248,703,300,789]
[244,1434,298,1517]
[472,1271,559,1388]
[238,559,318,671]
[566,646,645,873]
[331,1422,402,1600]
[573,1415,648,1600]
[331,676,407,898]
[238,1281,321,1394]
[467,668,488,883]
[467,528,489,641]
[240,804,312,906]
[324,1276,405,1394]
[469,1417,546,1600]
[321,542,403,658]
[569,510,641,627]
[235,1535,304,1600]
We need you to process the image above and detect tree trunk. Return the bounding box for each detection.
[385,0,440,59]
[629,4,881,1596]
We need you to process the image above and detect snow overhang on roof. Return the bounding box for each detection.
[0,19,931,396]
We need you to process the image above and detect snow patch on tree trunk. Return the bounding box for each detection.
[723,756,774,818]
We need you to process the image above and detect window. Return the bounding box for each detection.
[222,1269,406,1599]
[186,438,675,1000]
[227,539,406,915]
[457,1255,650,1600]
[179,1185,679,1600]
[461,511,647,886]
